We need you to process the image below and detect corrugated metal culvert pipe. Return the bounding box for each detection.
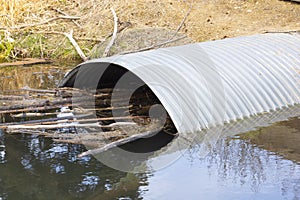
[60,33,300,134]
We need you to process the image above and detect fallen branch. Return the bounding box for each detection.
[89,21,132,58]
[0,97,72,112]
[0,91,151,113]
[171,5,192,39]
[103,8,118,57]
[263,29,300,34]
[77,128,160,157]
[0,58,52,67]
[5,120,140,130]
[21,86,57,94]
[119,35,187,55]
[0,95,24,100]
[63,30,88,61]
[0,115,148,129]
[12,112,57,118]
[5,123,101,130]
[0,103,73,114]
[53,8,82,28]
[160,5,192,49]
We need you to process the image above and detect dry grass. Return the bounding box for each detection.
[0,0,299,60]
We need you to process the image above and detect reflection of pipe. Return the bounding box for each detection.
[150,104,300,168]
[189,104,300,155]
[60,33,300,133]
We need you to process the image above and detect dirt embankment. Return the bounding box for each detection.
[0,0,299,61]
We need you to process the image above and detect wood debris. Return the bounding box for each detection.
[0,86,177,157]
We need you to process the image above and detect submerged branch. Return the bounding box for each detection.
[77,128,160,157]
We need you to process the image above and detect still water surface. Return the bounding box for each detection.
[0,64,300,200]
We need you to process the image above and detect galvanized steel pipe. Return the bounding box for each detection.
[59,33,300,133]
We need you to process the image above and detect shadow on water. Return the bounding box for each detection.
[0,64,300,199]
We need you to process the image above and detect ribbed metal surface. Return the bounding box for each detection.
[60,33,300,133]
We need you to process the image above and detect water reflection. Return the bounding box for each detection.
[142,137,300,200]
[0,64,72,92]
[240,117,300,164]
[141,106,300,200]
[0,133,140,200]
[0,129,6,164]
[1,106,292,199]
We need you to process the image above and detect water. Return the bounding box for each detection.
[0,64,300,200]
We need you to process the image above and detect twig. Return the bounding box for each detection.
[5,120,139,130]
[63,30,88,61]
[21,86,57,94]
[0,91,152,113]
[0,116,148,128]
[263,29,300,34]
[171,5,192,39]
[12,112,57,118]
[5,123,101,130]
[160,5,192,49]
[103,8,118,57]
[119,35,187,55]
[32,31,105,43]
[84,105,132,111]
[0,97,72,111]
[1,115,75,127]
[52,8,82,28]
[77,128,160,157]
[0,105,70,114]
[89,21,132,57]
[0,95,24,100]
[1,16,80,30]
[0,58,52,67]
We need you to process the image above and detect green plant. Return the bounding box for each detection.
[0,34,15,62]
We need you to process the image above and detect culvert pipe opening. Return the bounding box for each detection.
[59,63,178,154]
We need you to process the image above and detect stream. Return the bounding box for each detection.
[0,64,300,200]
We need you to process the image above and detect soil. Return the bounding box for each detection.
[0,0,299,60]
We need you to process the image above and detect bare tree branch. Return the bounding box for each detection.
[103,8,118,57]
[171,5,192,39]
[63,30,88,61]
[52,8,82,28]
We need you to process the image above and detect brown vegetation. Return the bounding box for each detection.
[0,0,300,60]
